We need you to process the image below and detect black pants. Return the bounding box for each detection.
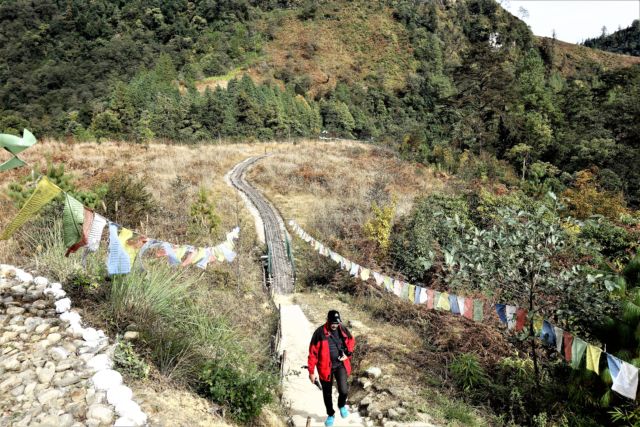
[320,366,349,416]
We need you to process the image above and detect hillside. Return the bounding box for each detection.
[583,20,640,57]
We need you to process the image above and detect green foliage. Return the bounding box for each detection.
[8,163,106,210]
[198,360,275,422]
[580,218,637,262]
[583,20,640,56]
[189,187,221,240]
[390,194,471,283]
[363,199,396,256]
[101,171,155,227]
[113,341,150,380]
[449,353,488,392]
[91,110,122,142]
[563,170,629,221]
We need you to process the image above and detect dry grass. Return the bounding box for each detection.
[539,36,640,76]
[251,2,417,97]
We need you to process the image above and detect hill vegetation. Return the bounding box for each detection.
[583,20,640,57]
[2,0,640,207]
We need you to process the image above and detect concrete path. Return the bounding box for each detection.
[275,295,369,427]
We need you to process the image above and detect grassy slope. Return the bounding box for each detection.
[196,2,416,96]
[539,36,640,76]
[0,140,289,427]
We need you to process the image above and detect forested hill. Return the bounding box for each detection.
[1,0,640,206]
[583,20,640,57]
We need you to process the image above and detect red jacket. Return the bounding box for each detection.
[308,323,355,382]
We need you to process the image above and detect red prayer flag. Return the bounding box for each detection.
[563,331,573,362]
[515,308,528,332]
[463,298,474,320]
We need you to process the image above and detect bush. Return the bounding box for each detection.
[198,360,275,422]
[449,353,488,392]
[113,341,150,380]
[580,219,636,261]
[101,171,155,227]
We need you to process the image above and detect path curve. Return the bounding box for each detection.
[228,157,368,427]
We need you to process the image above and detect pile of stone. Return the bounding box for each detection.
[0,264,147,426]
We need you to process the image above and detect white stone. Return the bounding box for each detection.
[35,323,51,334]
[55,298,71,313]
[114,399,141,416]
[366,367,382,378]
[107,385,133,406]
[87,403,114,424]
[91,369,122,391]
[37,389,62,405]
[49,347,69,361]
[123,331,139,340]
[15,271,33,283]
[34,276,49,287]
[82,327,100,342]
[6,306,25,315]
[87,354,112,372]
[60,311,82,324]
[47,333,62,344]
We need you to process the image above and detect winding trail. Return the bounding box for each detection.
[227,156,293,295]
[227,157,368,427]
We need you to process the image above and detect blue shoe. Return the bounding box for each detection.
[325,415,335,426]
[339,406,349,418]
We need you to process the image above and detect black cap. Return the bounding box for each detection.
[327,310,341,324]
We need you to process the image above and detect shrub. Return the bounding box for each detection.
[363,199,396,257]
[114,341,150,380]
[449,353,488,392]
[198,360,275,422]
[101,171,155,227]
[562,170,628,221]
[188,187,221,241]
[580,219,636,261]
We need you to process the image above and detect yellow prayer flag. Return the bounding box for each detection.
[1,177,61,240]
[360,268,370,281]
[533,316,544,334]
[408,284,415,302]
[586,344,603,374]
[118,228,140,264]
[437,292,451,311]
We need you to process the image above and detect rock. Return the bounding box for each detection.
[86,354,112,372]
[55,298,71,313]
[58,413,74,427]
[47,333,62,344]
[87,403,114,424]
[107,385,133,406]
[387,408,400,419]
[0,374,20,391]
[34,277,49,287]
[49,347,69,361]
[31,300,48,310]
[6,306,25,315]
[35,323,51,334]
[24,317,44,332]
[123,331,139,340]
[3,356,21,371]
[70,388,86,403]
[11,384,25,396]
[36,362,55,384]
[55,359,75,372]
[60,311,81,324]
[365,367,382,379]
[82,328,100,342]
[396,407,407,415]
[24,382,36,397]
[358,377,372,389]
[36,389,62,405]
[360,396,373,407]
[55,373,82,387]
[91,369,122,391]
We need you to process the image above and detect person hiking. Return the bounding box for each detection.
[308,310,356,427]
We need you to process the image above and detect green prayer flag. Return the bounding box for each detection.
[473,300,484,322]
[63,194,84,248]
[0,156,26,171]
[0,129,37,172]
[571,337,588,369]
